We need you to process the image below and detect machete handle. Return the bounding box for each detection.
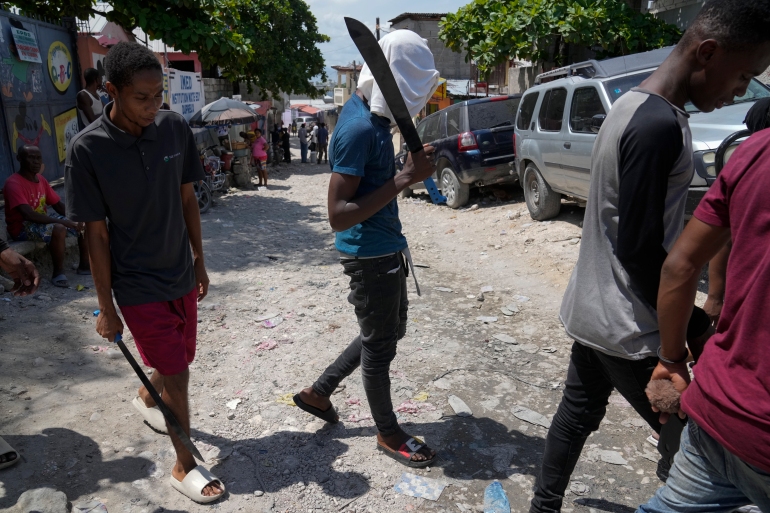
[93,310,123,344]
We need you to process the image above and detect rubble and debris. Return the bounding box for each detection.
[394,472,447,501]
[448,395,473,417]
[493,334,517,345]
[512,405,551,429]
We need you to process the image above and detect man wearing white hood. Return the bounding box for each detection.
[294,30,439,467]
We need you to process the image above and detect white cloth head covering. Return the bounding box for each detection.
[357,29,440,124]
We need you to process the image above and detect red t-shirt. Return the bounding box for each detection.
[684,128,770,473]
[3,173,60,238]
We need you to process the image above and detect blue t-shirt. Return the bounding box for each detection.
[330,94,407,257]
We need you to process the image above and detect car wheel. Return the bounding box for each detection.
[440,165,470,209]
[194,181,212,214]
[523,163,561,220]
[400,187,414,199]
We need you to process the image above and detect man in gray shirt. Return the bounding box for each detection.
[298,122,309,163]
[530,1,770,511]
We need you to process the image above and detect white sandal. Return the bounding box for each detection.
[169,465,225,503]
[0,436,20,470]
[132,397,168,434]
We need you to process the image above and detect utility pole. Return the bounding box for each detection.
[376,17,380,40]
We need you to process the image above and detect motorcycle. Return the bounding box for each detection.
[195,145,227,213]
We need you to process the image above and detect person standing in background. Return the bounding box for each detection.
[317,122,329,164]
[77,68,104,130]
[281,128,291,164]
[251,128,269,187]
[298,123,308,163]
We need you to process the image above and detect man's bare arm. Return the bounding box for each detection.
[181,183,208,301]
[328,145,435,232]
[704,241,732,324]
[77,91,97,124]
[86,221,123,341]
[17,204,79,229]
[651,218,731,422]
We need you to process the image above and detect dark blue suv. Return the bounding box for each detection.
[397,94,522,208]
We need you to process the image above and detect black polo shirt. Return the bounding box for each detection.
[65,104,205,306]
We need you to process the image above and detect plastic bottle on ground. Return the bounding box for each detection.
[484,480,511,513]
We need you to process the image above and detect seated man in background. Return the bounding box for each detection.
[3,145,89,287]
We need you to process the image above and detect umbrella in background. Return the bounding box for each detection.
[188,97,257,127]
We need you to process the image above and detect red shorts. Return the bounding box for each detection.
[119,288,198,376]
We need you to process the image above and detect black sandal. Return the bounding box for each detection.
[293,394,339,424]
[377,437,435,468]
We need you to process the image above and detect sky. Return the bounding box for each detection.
[305,0,470,81]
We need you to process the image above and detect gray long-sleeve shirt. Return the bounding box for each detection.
[560,89,695,359]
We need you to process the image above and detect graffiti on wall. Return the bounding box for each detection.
[53,107,77,162]
[1,19,42,101]
[11,102,51,154]
[47,41,72,93]
[0,13,79,184]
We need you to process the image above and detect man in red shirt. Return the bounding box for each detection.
[3,145,89,287]
[639,126,770,510]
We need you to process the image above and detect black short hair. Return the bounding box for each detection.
[17,145,33,158]
[680,0,770,51]
[104,42,162,90]
[83,68,100,86]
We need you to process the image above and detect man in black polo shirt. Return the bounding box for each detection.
[65,42,224,504]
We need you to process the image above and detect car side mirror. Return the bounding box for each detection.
[590,114,606,134]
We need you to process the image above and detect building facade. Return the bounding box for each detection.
[388,13,471,80]
[332,64,362,107]
[642,0,705,30]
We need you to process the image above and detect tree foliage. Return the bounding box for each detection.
[439,0,681,77]
[9,0,329,96]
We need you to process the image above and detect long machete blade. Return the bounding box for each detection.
[345,17,422,152]
[114,333,205,462]
[344,17,446,204]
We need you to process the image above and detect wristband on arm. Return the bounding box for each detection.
[657,345,689,364]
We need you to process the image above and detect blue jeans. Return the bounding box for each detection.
[638,420,770,513]
[312,253,408,436]
[300,143,308,163]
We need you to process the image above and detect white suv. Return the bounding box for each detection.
[513,47,768,220]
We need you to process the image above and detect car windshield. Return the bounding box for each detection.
[468,98,521,131]
[684,79,770,113]
[604,72,770,113]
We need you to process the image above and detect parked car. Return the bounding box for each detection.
[294,116,318,126]
[396,95,522,208]
[513,46,769,220]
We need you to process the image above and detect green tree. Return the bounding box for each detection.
[8,0,329,96]
[439,0,681,78]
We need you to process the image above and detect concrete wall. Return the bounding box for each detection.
[507,65,543,95]
[390,18,471,79]
[76,34,108,86]
[202,78,232,103]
